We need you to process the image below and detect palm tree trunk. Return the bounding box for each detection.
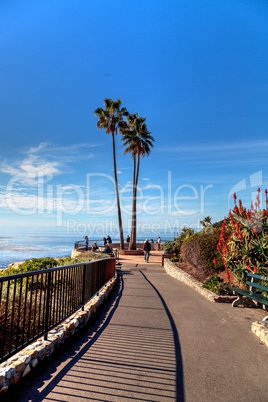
[129,155,139,250]
[111,132,124,250]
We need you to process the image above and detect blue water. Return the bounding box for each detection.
[0,234,79,268]
[0,230,174,268]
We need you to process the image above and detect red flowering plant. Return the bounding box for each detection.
[217,189,268,284]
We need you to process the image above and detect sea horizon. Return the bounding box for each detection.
[0,229,176,268]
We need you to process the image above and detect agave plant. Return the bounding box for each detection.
[217,189,268,283]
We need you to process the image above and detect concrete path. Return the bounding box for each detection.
[5,257,268,402]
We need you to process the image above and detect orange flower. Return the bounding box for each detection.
[246,210,252,222]
[256,194,260,206]
[233,193,237,205]
[229,212,234,225]
[233,206,239,215]
[212,257,217,266]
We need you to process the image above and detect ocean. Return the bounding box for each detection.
[0,230,174,268]
[0,233,79,268]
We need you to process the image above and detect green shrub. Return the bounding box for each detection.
[163,241,177,254]
[56,253,105,266]
[180,226,224,276]
[19,257,58,272]
[203,275,231,295]
[164,227,195,255]
[0,253,108,277]
[1,257,59,277]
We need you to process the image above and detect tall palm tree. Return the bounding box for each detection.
[122,113,155,250]
[94,98,128,250]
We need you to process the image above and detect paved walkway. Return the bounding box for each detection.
[5,253,268,401]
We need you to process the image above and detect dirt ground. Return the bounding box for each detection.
[118,250,163,265]
[118,251,209,283]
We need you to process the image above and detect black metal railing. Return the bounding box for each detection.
[0,258,116,363]
[74,240,102,249]
[74,240,87,249]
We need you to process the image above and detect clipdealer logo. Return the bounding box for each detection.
[227,171,263,210]
[4,171,214,228]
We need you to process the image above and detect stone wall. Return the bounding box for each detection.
[251,320,268,347]
[105,242,161,251]
[0,274,117,395]
[119,249,144,256]
[164,259,217,302]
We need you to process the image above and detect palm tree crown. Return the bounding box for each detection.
[122,114,154,174]
[95,98,128,135]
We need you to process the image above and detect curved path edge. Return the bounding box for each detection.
[164,259,268,348]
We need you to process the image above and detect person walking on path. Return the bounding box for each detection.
[143,239,151,262]
[84,236,89,251]
[157,236,161,250]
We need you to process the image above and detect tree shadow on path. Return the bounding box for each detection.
[3,268,184,401]
[140,270,184,402]
[3,272,124,402]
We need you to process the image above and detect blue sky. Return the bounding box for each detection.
[0,0,268,238]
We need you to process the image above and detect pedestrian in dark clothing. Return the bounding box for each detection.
[103,237,107,245]
[84,236,89,251]
[107,235,112,244]
[92,242,98,251]
[143,239,151,262]
[103,245,112,254]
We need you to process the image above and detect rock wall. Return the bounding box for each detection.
[164,259,216,302]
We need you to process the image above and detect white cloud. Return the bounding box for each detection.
[0,155,61,185]
[28,143,48,153]
[21,155,60,177]
[0,163,20,176]
[0,141,101,186]
[26,142,99,161]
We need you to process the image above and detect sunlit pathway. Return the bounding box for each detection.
[10,263,181,401]
[41,265,179,401]
[6,260,268,402]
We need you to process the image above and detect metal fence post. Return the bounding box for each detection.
[44,270,52,341]
[81,264,87,311]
